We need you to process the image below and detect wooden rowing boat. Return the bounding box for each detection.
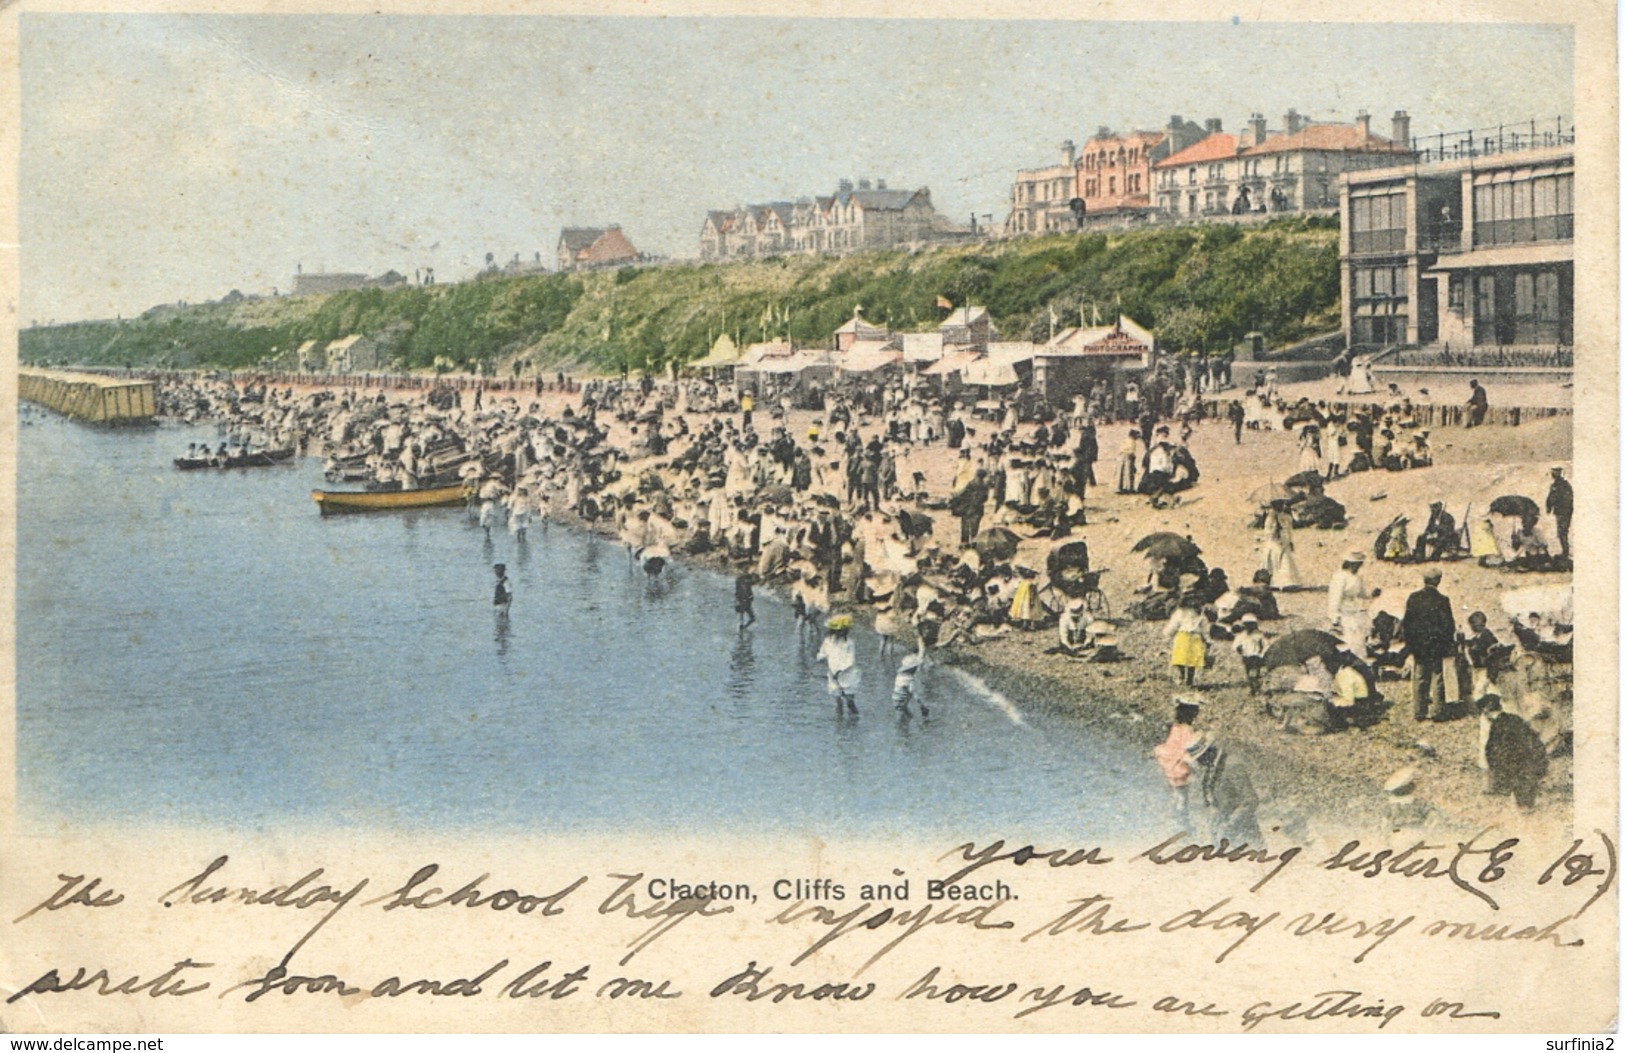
[175,448,295,470]
[312,483,473,515]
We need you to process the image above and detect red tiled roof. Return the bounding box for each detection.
[1081,129,1166,152]
[1154,133,1237,168]
[1242,123,1411,156]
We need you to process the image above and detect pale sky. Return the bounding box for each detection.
[20,15,1573,323]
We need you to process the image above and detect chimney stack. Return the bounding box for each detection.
[876,178,887,190]
[1097,125,1111,139]
[1285,108,1303,135]
[858,178,872,191]
[1205,117,1223,134]
[1060,139,1076,166]
[1355,110,1371,138]
[1390,110,1411,145]
[1249,112,1268,146]
[838,178,853,193]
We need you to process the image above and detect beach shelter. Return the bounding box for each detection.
[688,333,742,373]
[838,339,904,377]
[961,356,1020,389]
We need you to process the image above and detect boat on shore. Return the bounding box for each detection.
[312,482,474,516]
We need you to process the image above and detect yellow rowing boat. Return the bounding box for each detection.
[312,483,473,515]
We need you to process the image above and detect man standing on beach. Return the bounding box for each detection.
[1465,378,1488,427]
[1402,569,1456,722]
[951,468,990,546]
[1546,466,1573,559]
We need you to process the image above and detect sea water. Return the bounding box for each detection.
[16,414,1167,839]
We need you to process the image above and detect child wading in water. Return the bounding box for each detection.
[1152,697,1203,828]
[734,571,756,630]
[817,614,861,716]
[492,563,512,616]
[892,651,928,718]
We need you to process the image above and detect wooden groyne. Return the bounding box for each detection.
[20,368,156,423]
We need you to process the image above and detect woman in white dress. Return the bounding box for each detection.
[1261,504,1301,588]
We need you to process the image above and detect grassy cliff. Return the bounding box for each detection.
[22,216,1340,375]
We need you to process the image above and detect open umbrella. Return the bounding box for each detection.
[1489,495,1540,522]
[1247,481,1289,505]
[756,484,793,508]
[897,509,935,539]
[1263,629,1345,670]
[1131,532,1200,561]
[972,526,1021,561]
[1283,470,1324,491]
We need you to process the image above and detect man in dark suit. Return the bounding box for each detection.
[1415,501,1458,561]
[1546,466,1573,559]
[1402,569,1456,722]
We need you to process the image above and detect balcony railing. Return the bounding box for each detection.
[1350,228,1406,254]
[1474,214,1575,247]
[1418,221,1462,253]
[1408,117,1574,165]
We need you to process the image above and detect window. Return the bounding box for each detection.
[1535,271,1560,322]
[1475,171,1573,245]
[1349,192,1406,253]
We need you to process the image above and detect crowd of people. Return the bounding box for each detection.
[155,362,1572,834]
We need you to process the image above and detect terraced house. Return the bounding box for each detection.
[1154,110,1415,217]
[699,179,947,260]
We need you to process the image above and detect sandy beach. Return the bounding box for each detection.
[154,369,1577,842]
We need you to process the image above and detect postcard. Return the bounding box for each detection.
[0,0,1616,1035]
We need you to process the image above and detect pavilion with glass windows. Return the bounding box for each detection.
[1340,144,1573,364]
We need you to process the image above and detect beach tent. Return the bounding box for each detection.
[688,333,742,372]
[962,356,1021,388]
[838,339,904,375]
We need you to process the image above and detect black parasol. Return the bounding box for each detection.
[1263,629,1345,670]
[972,526,1021,561]
[1132,532,1200,560]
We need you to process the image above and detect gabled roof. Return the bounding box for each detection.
[921,349,981,376]
[580,228,638,264]
[559,227,607,253]
[739,340,796,367]
[1043,315,1154,356]
[1154,133,1238,168]
[1241,123,1411,156]
[838,188,920,211]
[839,342,904,373]
[689,333,742,369]
[940,305,990,330]
[835,309,889,338]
